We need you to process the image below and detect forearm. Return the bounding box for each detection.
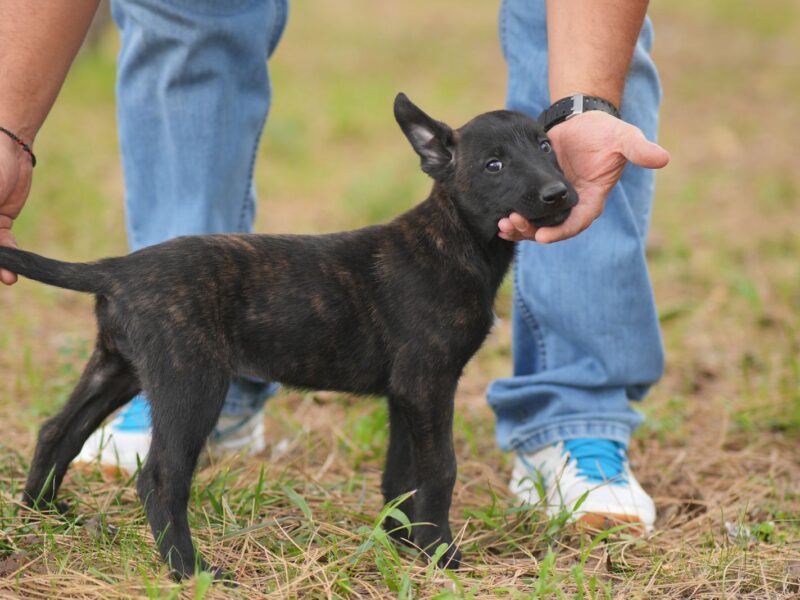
[545,0,649,107]
[0,1,99,143]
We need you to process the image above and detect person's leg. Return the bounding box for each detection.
[489,0,663,526]
[114,0,287,251]
[77,0,288,471]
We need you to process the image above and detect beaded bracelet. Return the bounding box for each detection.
[0,126,36,167]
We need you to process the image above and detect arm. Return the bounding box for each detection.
[0,1,99,284]
[498,0,669,244]
[546,0,647,107]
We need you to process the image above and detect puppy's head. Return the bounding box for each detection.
[394,93,578,240]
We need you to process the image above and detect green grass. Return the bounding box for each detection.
[1,0,800,597]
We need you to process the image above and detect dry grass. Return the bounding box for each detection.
[1,0,799,598]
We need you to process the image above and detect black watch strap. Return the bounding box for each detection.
[538,94,620,132]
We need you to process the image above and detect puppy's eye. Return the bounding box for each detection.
[485,159,503,173]
[539,140,553,153]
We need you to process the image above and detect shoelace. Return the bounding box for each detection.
[562,438,628,485]
[114,395,151,431]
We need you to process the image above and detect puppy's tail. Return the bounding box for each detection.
[0,246,109,294]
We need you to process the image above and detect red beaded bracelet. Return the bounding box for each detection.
[0,126,36,167]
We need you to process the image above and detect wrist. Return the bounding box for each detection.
[0,132,21,162]
[539,94,620,133]
[0,109,37,144]
[549,86,623,109]
[0,126,36,168]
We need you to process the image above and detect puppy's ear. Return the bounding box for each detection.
[394,93,455,180]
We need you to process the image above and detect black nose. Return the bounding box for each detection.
[540,181,568,205]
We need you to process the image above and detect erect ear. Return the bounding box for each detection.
[394,93,455,180]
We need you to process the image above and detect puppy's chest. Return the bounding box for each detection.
[450,301,496,351]
[413,289,496,362]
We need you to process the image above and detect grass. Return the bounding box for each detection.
[1,0,799,597]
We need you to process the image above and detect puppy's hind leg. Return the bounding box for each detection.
[136,366,228,580]
[23,339,140,509]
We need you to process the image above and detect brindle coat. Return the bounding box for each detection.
[1,94,577,579]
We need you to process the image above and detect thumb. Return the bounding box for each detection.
[621,126,670,169]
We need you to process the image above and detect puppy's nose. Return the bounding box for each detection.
[540,181,568,205]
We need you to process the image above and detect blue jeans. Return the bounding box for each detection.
[110,0,662,435]
[487,0,665,452]
[111,0,289,415]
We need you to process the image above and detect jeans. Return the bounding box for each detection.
[487,0,665,453]
[111,0,289,415]
[109,0,663,435]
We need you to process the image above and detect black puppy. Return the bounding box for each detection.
[2,94,577,579]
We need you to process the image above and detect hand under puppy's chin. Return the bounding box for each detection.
[530,208,572,228]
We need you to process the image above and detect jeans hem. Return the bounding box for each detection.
[510,421,633,454]
[221,378,280,417]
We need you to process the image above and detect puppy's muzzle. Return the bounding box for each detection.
[539,181,569,205]
[526,181,577,227]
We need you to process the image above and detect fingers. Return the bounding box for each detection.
[508,213,537,239]
[499,209,592,244]
[0,269,17,285]
[621,126,670,169]
[497,213,538,242]
[533,203,595,244]
[499,206,597,245]
[497,217,523,241]
[0,226,18,285]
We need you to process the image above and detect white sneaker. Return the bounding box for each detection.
[75,393,268,475]
[209,411,266,455]
[510,438,655,531]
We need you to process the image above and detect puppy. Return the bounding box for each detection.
[1,94,577,578]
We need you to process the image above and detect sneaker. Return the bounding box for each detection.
[75,381,276,475]
[209,410,266,455]
[74,395,153,475]
[510,438,655,531]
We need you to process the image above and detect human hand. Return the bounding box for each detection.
[0,134,33,285]
[497,110,669,243]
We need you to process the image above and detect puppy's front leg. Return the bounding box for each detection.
[381,401,417,544]
[389,362,461,569]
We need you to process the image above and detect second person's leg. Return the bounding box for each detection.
[77,0,289,471]
[489,0,664,527]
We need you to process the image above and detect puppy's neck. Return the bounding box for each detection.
[434,181,515,257]
[398,183,515,294]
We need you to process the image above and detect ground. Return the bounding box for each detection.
[1,1,799,598]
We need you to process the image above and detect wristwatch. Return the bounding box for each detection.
[538,94,620,132]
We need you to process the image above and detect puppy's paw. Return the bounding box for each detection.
[170,565,233,584]
[20,496,71,518]
[170,558,236,584]
[434,544,462,570]
[53,500,71,515]
[417,537,462,570]
[209,565,237,585]
[383,514,414,546]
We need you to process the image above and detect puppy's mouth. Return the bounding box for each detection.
[530,208,572,228]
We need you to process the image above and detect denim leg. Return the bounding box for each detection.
[112,0,288,414]
[487,0,665,453]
